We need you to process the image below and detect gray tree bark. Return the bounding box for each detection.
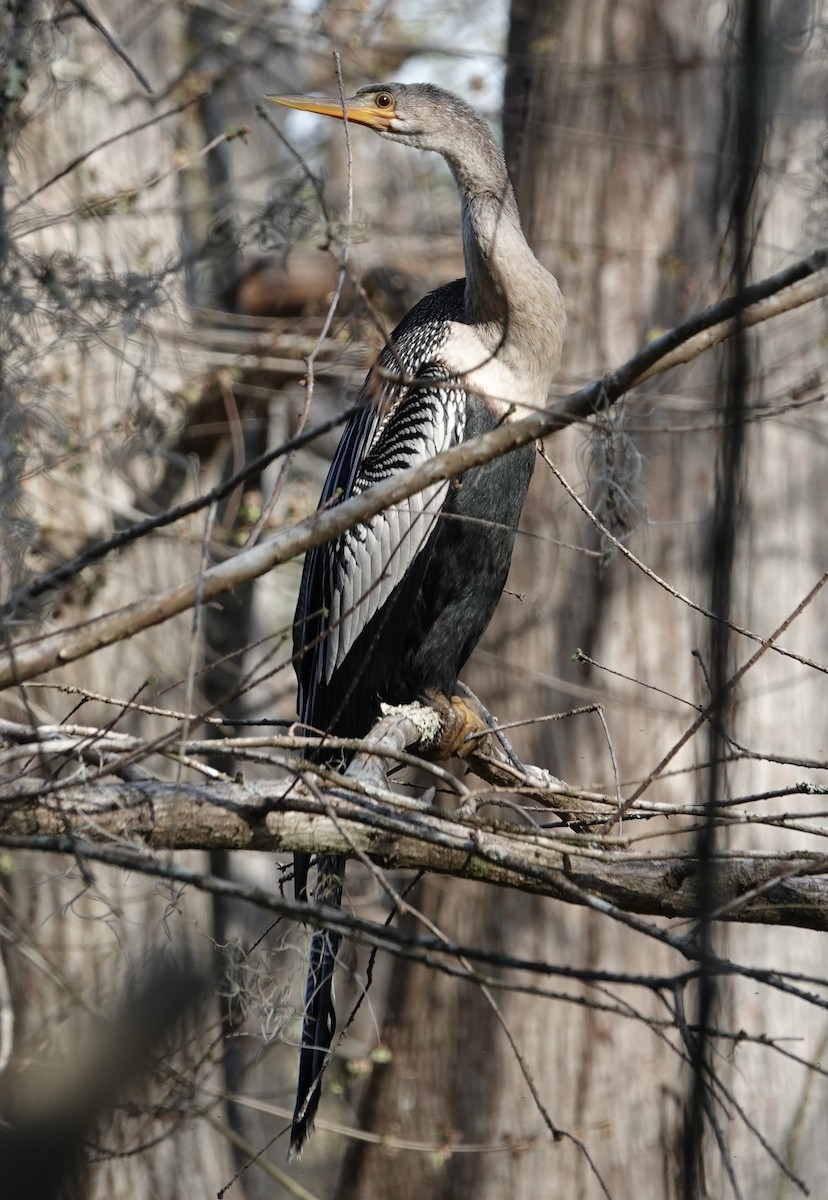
[338,3,828,1198]
[0,7,239,1197]
[3,4,825,1198]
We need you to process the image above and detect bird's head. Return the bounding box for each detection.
[267,82,487,158]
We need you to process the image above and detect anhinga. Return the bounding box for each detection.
[270,82,566,1154]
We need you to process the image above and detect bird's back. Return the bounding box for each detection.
[294,277,535,743]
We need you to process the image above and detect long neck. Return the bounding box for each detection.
[446,143,565,383]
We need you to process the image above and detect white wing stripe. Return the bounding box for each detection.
[323,387,464,682]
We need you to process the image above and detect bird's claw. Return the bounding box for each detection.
[424,691,491,759]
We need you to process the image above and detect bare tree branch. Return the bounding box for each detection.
[1,250,825,691]
[65,1,154,94]
[2,765,827,930]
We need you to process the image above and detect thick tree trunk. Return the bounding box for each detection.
[0,8,239,1197]
[339,3,828,1198]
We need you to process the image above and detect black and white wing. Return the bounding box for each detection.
[294,360,466,733]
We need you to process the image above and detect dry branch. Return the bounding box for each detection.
[2,761,827,931]
[1,251,825,690]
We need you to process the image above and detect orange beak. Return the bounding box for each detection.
[266,93,394,131]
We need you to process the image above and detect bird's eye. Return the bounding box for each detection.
[375,92,394,110]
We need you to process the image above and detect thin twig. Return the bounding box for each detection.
[3,251,824,646]
[65,0,153,94]
[13,94,205,211]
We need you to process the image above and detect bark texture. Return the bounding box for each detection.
[338,3,828,1198]
[0,8,238,1197]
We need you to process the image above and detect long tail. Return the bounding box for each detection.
[290,853,344,1156]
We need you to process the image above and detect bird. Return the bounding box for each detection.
[269,81,566,1155]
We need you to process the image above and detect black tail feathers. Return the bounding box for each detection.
[290,854,345,1156]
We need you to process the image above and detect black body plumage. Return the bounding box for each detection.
[294,279,535,743]
[276,80,565,1156]
[290,281,534,1153]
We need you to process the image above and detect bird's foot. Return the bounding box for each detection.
[423,690,491,759]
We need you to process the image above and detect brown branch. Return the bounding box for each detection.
[634,268,828,382]
[2,771,827,930]
[2,709,826,1011]
[0,406,355,621]
[2,251,825,691]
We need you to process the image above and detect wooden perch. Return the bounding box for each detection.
[2,709,827,931]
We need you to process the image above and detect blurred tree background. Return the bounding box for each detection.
[0,2,826,1198]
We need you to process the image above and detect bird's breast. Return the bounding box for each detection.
[440,322,542,420]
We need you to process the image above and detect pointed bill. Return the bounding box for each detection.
[266,93,394,131]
